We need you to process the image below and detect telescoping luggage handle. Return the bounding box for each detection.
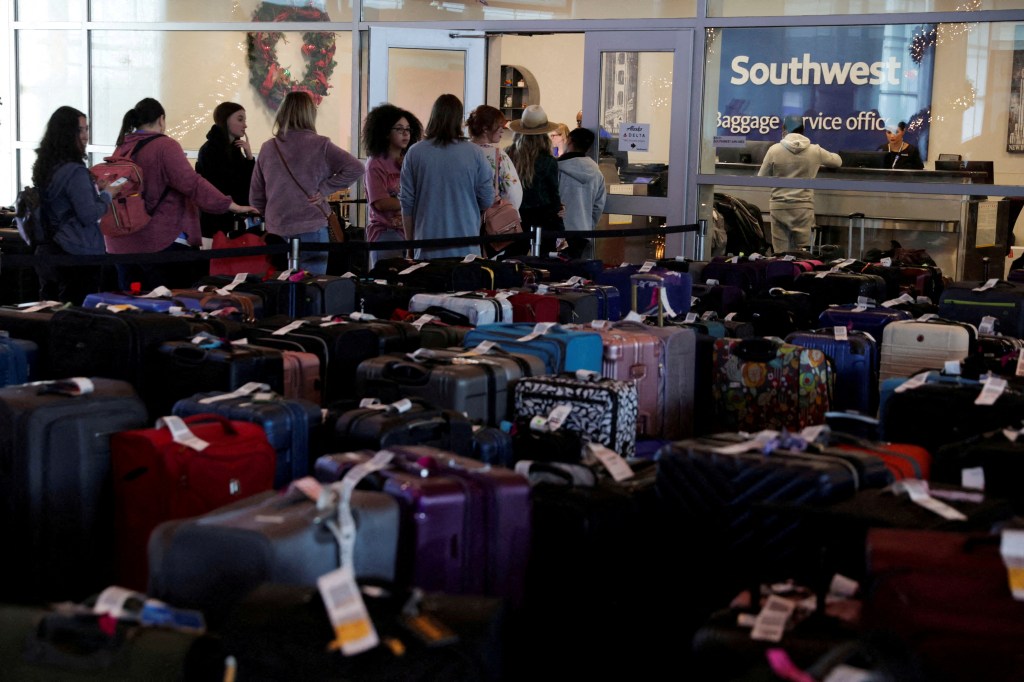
[630,272,681,327]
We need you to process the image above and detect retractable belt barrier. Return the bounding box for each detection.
[0,223,701,269]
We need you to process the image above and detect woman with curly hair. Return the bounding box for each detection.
[362,103,422,268]
[31,105,122,304]
[466,104,522,256]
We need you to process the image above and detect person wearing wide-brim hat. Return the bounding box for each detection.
[506,105,564,254]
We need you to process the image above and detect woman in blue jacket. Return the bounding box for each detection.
[32,105,123,304]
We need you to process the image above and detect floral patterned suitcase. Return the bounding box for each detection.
[712,336,833,432]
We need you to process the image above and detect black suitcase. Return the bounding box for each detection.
[0,305,58,379]
[792,270,889,316]
[250,316,381,403]
[47,307,193,396]
[326,313,422,353]
[0,377,149,602]
[353,279,424,319]
[143,340,285,418]
[332,398,475,457]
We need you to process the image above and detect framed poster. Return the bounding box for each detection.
[1008,25,1024,153]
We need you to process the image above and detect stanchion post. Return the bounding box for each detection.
[287,237,301,318]
[531,226,542,258]
[694,219,707,261]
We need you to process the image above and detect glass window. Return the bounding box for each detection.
[88,0,352,23]
[89,30,354,153]
[709,0,1022,18]
[16,0,84,21]
[17,30,86,145]
[703,22,1024,191]
[386,47,465,131]
[361,0,695,22]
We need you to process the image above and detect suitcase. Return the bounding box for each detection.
[878,318,975,382]
[938,280,1024,337]
[409,292,513,325]
[513,255,603,282]
[0,305,58,379]
[785,328,877,415]
[879,374,1024,455]
[0,377,149,602]
[356,347,545,426]
[371,258,490,292]
[249,316,382,403]
[279,349,322,404]
[0,333,35,387]
[933,429,1024,512]
[791,270,889,316]
[353,279,425,319]
[171,287,264,321]
[507,291,561,323]
[690,282,746,318]
[48,307,194,396]
[332,398,476,456]
[296,274,358,316]
[830,436,932,481]
[547,283,622,321]
[817,303,913,341]
[194,273,294,318]
[513,373,639,457]
[656,433,888,593]
[588,321,697,439]
[413,318,471,349]
[864,529,1024,682]
[322,314,422,354]
[697,256,770,296]
[172,389,323,489]
[316,445,531,604]
[147,486,400,625]
[143,339,285,418]
[712,336,833,432]
[735,288,817,337]
[462,322,603,374]
[82,290,179,313]
[540,287,600,324]
[111,413,277,591]
[597,267,691,321]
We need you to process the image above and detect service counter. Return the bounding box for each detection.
[709,164,1007,279]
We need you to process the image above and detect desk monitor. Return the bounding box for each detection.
[937,153,962,162]
[838,150,888,169]
[934,159,995,185]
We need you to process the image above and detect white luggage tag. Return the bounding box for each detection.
[999,529,1024,601]
[461,254,481,263]
[272,320,307,335]
[710,430,780,455]
[975,375,1008,406]
[141,286,174,298]
[32,377,95,397]
[660,288,678,318]
[93,586,149,620]
[880,257,893,267]
[638,260,656,273]
[565,276,585,287]
[411,314,436,330]
[961,466,985,491]
[590,320,611,330]
[893,371,930,394]
[833,326,848,341]
[852,296,875,312]
[198,382,272,404]
[398,262,430,275]
[943,360,961,376]
[156,415,210,452]
[978,316,998,335]
[341,271,357,279]
[318,450,396,656]
[535,283,550,294]
[18,300,63,313]
[585,442,634,482]
[881,293,914,308]
[1016,350,1024,378]
[894,480,967,521]
[705,279,720,286]
[749,594,795,642]
[748,253,763,261]
[348,311,377,321]
[623,311,645,323]
[781,255,795,262]
[529,403,573,433]
[462,340,499,356]
[684,312,699,324]
[517,322,558,342]
[973,278,999,292]
[276,269,295,281]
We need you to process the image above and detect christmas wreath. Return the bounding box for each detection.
[247,2,337,110]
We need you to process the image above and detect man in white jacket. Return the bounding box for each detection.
[557,128,607,259]
[757,115,842,253]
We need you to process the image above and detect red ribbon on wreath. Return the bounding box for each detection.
[247,2,337,110]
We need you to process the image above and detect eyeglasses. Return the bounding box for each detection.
[392,126,412,133]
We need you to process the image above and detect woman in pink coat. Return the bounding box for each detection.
[105,97,257,290]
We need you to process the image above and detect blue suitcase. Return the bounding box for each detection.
[82,291,178,313]
[786,328,877,415]
[172,390,322,489]
[548,283,622,321]
[597,264,692,317]
[0,334,36,387]
[463,323,603,374]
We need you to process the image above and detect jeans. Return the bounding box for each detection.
[294,227,329,276]
[368,229,406,270]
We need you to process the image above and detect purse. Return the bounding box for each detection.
[272,139,345,243]
[482,147,522,252]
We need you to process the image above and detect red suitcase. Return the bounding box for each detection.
[111,413,276,591]
[507,291,560,323]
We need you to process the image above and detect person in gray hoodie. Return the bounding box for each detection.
[757,115,842,253]
[557,127,607,259]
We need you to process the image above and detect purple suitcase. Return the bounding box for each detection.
[314,447,531,604]
[82,291,177,313]
[817,303,913,341]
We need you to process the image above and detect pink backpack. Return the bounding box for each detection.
[90,135,169,237]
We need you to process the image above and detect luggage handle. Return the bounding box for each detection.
[169,343,211,364]
[382,360,430,385]
[731,336,783,362]
[178,412,239,436]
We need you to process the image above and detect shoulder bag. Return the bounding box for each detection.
[482,147,522,252]
[272,139,345,243]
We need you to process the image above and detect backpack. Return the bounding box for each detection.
[90,134,169,237]
[13,186,51,247]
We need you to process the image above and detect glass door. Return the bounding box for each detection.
[368,28,486,134]
[583,31,694,263]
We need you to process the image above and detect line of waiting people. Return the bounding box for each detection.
[26,91,607,305]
